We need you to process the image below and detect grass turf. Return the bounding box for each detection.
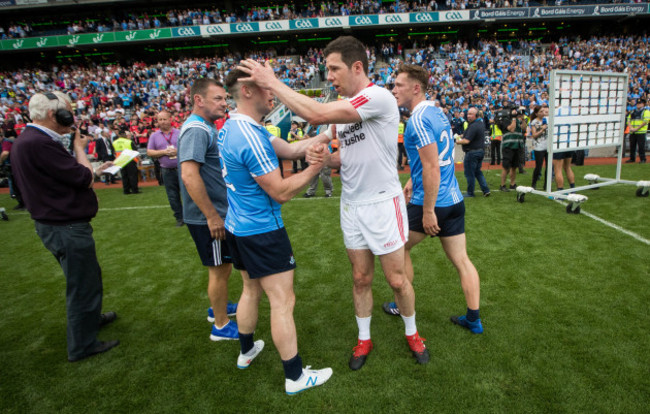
[0,163,649,413]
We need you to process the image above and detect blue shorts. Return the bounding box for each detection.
[226,227,296,279]
[552,151,574,160]
[407,202,465,238]
[187,224,233,267]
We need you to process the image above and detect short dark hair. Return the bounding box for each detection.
[323,36,368,75]
[224,68,250,100]
[190,78,223,101]
[396,64,428,91]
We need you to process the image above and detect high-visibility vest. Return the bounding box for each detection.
[397,122,405,144]
[265,124,281,138]
[288,128,303,143]
[627,109,650,134]
[490,124,502,141]
[112,137,134,157]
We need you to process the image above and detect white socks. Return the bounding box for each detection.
[401,312,417,336]
[356,315,371,340]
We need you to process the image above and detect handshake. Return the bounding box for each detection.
[305,143,330,167]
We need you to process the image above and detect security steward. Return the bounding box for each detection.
[626,98,649,164]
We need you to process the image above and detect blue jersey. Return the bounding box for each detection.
[218,113,282,236]
[404,101,463,207]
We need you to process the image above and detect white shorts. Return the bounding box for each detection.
[340,193,408,255]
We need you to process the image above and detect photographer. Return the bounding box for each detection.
[498,107,526,191]
[456,107,491,197]
[10,92,119,363]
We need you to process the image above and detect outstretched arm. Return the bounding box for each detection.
[237,59,361,125]
[272,132,331,160]
[255,143,329,204]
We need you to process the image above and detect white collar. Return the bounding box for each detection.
[27,122,66,143]
[412,100,436,114]
[229,112,263,126]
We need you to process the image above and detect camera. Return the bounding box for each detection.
[494,108,513,131]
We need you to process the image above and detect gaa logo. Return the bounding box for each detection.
[445,11,463,20]
[354,16,373,25]
[295,19,314,29]
[265,22,282,30]
[415,13,434,22]
[207,25,225,34]
[235,23,254,32]
[384,15,403,23]
[178,27,197,36]
[324,17,342,26]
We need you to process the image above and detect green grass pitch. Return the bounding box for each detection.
[1,163,649,413]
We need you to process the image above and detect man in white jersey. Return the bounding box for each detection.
[220,69,333,395]
[238,36,429,369]
[391,64,483,334]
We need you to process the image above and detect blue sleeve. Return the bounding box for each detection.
[410,112,435,150]
[241,130,278,177]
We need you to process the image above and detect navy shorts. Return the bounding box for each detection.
[187,224,233,267]
[407,202,465,238]
[226,227,296,279]
[552,151,574,160]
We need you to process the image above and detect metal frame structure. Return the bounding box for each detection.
[515,70,641,213]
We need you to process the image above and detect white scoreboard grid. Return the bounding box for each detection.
[546,70,629,193]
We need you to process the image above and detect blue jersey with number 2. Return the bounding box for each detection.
[404,101,463,207]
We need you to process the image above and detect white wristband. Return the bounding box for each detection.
[323,126,333,140]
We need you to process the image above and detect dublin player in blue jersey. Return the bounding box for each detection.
[220,68,333,395]
[390,64,483,334]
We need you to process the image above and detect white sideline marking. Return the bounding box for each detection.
[554,200,650,246]
[100,205,170,211]
[7,198,337,216]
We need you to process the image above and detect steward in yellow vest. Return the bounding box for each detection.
[112,136,135,156]
[265,122,282,139]
[489,122,502,165]
[626,98,649,163]
[264,121,285,175]
[112,134,140,194]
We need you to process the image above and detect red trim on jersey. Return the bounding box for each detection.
[393,196,406,243]
[350,95,369,108]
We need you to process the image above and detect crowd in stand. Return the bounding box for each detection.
[0,49,324,144]
[0,0,634,39]
[0,35,648,153]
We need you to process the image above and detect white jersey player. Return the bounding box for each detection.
[238,36,429,370]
